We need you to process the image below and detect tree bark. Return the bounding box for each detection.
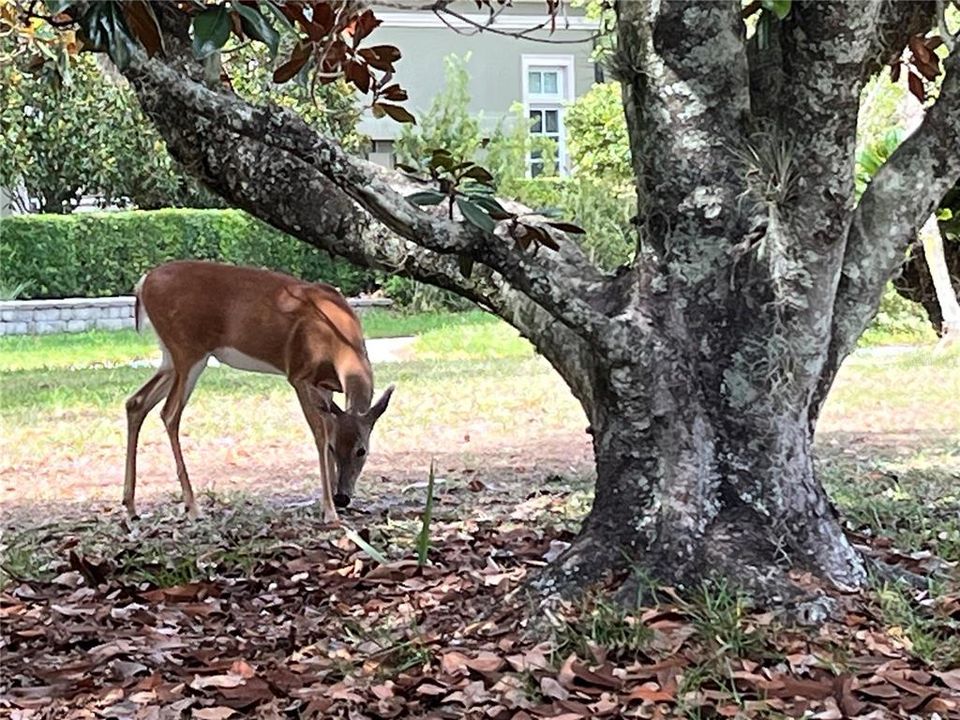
[107,1,960,610]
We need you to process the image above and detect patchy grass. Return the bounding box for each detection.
[552,595,655,661]
[682,580,770,660]
[872,580,960,668]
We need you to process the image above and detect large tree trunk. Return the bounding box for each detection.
[532,315,866,605]
[111,1,960,609]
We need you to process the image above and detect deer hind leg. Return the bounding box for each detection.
[123,362,175,518]
[293,382,339,525]
[160,355,209,518]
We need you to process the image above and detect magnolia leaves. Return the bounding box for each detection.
[36,2,414,121]
[403,149,585,277]
[890,35,945,103]
[264,5,413,122]
[192,6,231,60]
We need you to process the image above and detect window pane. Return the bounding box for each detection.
[545,110,559,133]
[543,71,559,94]
[531,161,544,178]
[529,110,543,133]
[530,149,543,161]
[528,71,542,94]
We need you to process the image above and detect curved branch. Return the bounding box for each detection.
[816,48,960,410]
[120,46,612,344]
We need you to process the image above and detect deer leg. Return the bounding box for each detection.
[293,383,339,525]
[160,357,208,518]
[123,366,174,518]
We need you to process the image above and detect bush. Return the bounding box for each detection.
[565,82,632,184]
[509,177,636,270]
[0,209,374,299]
[0,41,361,214]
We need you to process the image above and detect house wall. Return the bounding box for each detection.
[359,4,599,142]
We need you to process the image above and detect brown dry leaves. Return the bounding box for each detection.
[2,511,959,719]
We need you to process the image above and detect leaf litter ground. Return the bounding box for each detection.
[2,479,958,720]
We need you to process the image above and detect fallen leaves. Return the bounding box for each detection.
[1,500,958,720]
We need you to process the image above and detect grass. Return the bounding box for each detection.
[553,596,655,660]
[683,580,769,659]
[873,580,960,668]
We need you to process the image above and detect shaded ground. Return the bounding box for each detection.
[2,495,959,719]
[1,328,959,718]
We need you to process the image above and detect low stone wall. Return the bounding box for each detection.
[0,296,393,336]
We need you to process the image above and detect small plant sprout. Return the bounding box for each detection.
[415,460,436,567]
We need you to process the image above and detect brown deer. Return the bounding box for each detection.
[124,260,394,523]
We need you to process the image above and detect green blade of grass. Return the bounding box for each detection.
[416,461,436,567]
[343,527,389,566]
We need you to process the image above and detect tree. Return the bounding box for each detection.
[17,1,960,609]
[0,7,361,212]
[0,42,219,212]
[855,64,960,341]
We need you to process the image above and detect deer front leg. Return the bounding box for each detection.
[293,383,340,525]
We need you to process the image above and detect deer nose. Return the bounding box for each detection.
[333,493,351,508]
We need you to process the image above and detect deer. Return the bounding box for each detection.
[123,260,394,524]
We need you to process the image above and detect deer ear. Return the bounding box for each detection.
[277,284,308,313]
[365,384,395,424]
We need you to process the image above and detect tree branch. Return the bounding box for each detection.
[817,48,960,406]
[120,48,613,343]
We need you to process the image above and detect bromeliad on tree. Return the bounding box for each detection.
[11,0,960,614]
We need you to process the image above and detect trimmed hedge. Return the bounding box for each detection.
[0,209,375,299]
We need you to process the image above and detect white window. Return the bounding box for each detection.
[522,55,575,177]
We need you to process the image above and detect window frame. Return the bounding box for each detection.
[521,54,575,177]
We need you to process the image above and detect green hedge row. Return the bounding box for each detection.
[0,208,375,299]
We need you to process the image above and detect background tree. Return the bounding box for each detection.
[0,8,361,212]
[15,0,960,610]
[0,42,220,211]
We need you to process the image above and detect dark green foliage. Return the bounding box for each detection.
[0,209,374,299]
[508,178,636,271]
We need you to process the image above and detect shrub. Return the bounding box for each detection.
[0,209,373,299]
[0,41,361,214]
[509,177,636,270]
[565,82,632,184]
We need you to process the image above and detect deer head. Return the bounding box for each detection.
[323,384,395,507]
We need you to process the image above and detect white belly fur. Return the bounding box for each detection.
[212,347,284,375]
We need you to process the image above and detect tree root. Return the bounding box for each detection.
[522,506,866,629]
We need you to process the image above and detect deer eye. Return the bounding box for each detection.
[356,447,366,458]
